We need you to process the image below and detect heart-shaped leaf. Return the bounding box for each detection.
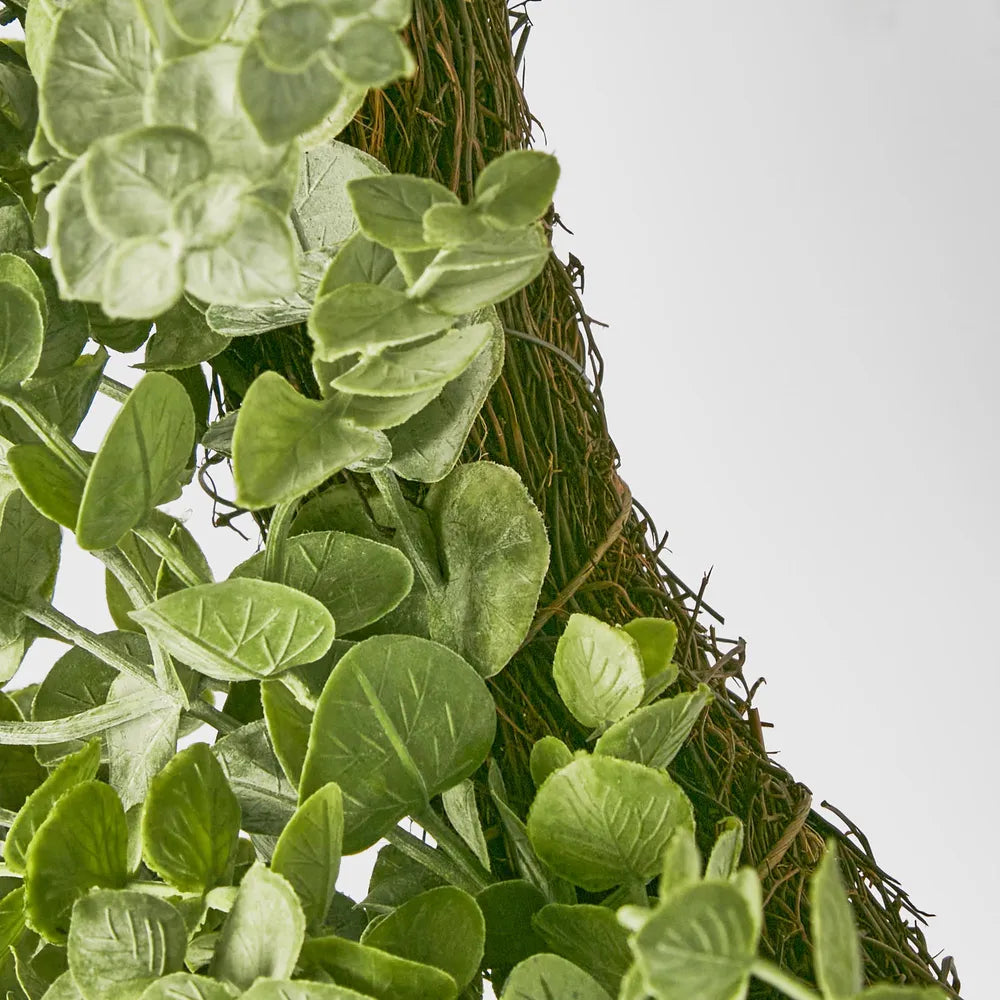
[526,755,694,891]
[326,19,415,89]
[300,633,496,853]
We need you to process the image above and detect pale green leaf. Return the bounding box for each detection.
[68,890,186,1000]
[859,988,949,1000]
[421,203,491,248]
[18,254,90,376]
[24,781,130,943]
[165,0,237,45]
[39,0,156,156]
[332,322,491,397]
[386,307,504,482]
[183,198,297,305]
[239,42,345,146]
[3,740,101,875]
[138,973,239,1000]
[297,82,369,151]
[309,282,451,362]
[299,634,496,853]
[705,818,745,882]
[0,283,43,387]
[172,173,249,249]
[361,886,484,991]
[632,881,761,1000]
[0,885,26,959]
[0,180,33,253]
[318,229,406,296]
[422,461,549,678]
[83,128,211,241]
[500,954,610,1000]
[529,736,572,788]
[326,19,414,89]
[552,614,644,729]
[101,236,185,320]
[622,618,678,682]
[76,371,194,550]
[811,841,864,1000]
[0,253,47,323]
[531,904,632,996]
[526,756,694,892]
[659,827,702,900]
[594,685,714,770]
[272,782,344,930]
[472,150,560,230]
[141,299,230,371]
[256,3,333,71]
[210,863,305,990]
[260,676,313,786]
[240,980,372,1000]
[130,578,335,682]
[298,936,457,1000]
[232,372,384,509]
[441,780,490,872]
[230,530,413,635]
[346,174,457,252]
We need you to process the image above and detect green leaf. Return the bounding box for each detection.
[292,140,387,253]
[811,841,864,1000]
[260,677,313,786]
[529,736,573,788]
[106,673,180,812]
[0,283,43,386]
[364,842,444,911]
[4,739,101,874]
[68,890,186,1000]
[475,881,547,976]
[632,880,761,1000]
[318,229,406,296]
[309,283,452,363]
[39,0,156,156]
[300,634,496,853]
[858,988,949,1000]
[531,905,631,997]
[240,980,373,1000]
[440,780,490,872]
[256,3,333,71]
[346,175,457,253]
[7,444,82,529]
[75,371,194,550]
[212,720,298,835]
[0,697,46,812]
[210,863,305,991]
[24,253,91,377]
[232,372,385,509]
[332,322,492,397]
[164,0,237,45]
[299,936,458,1000]
[231,530,413,636]
[659,827,702,900]
[141,300,230,371]
[239,42,346,146]
[101,236,185,320]
[138,973,240,1000]
[0,254,46,323]
[0,181,32,252]
[183,198,297,306]
[705,818,745,882]
[410,226,549,316]
[147,45,291,184]
[25,781,130,943]
[130,578,335,683]
[594,685,714,770]
[272,782,344,930]
[421,461,549,678]
[526,756,694,892]
[621,618,678,682]
[361,886,484,991]
[472,151,560,230]
[83,128,211,241]
[386,308,504,483]
[551,614,644,729]
[0,885,26,958]
[142,742,241,893]
[421,204,491,248]
[326,19,415,89]
[500,954,610,1000]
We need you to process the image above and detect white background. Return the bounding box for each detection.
[5,2,997,997]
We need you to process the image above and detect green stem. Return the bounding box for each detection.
[751,960,823,1000]
[98,376,132,404]
[185,701,241,735]
[370,469,443,592]
[263,498,298,583]
[133,526,210,590]
[384,824,482,896]
[415,807,491,892]
[279,670,318,711]
[0,390,89,478]
[626,878,650,908]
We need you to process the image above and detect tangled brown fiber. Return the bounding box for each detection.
[210,2,964,996]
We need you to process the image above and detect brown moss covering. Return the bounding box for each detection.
[210,2,963,995]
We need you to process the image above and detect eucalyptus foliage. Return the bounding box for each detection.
[0,4,951,999]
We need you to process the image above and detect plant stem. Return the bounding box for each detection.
[98,375,132,404]
[751,960,823,1000]
[0,389,89,478]
[263,498,298,582]
[370,469,443,592]
[384,823,483,896]
[185,701,242,735]
[133,526,210,590]
[415,806,491,892]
